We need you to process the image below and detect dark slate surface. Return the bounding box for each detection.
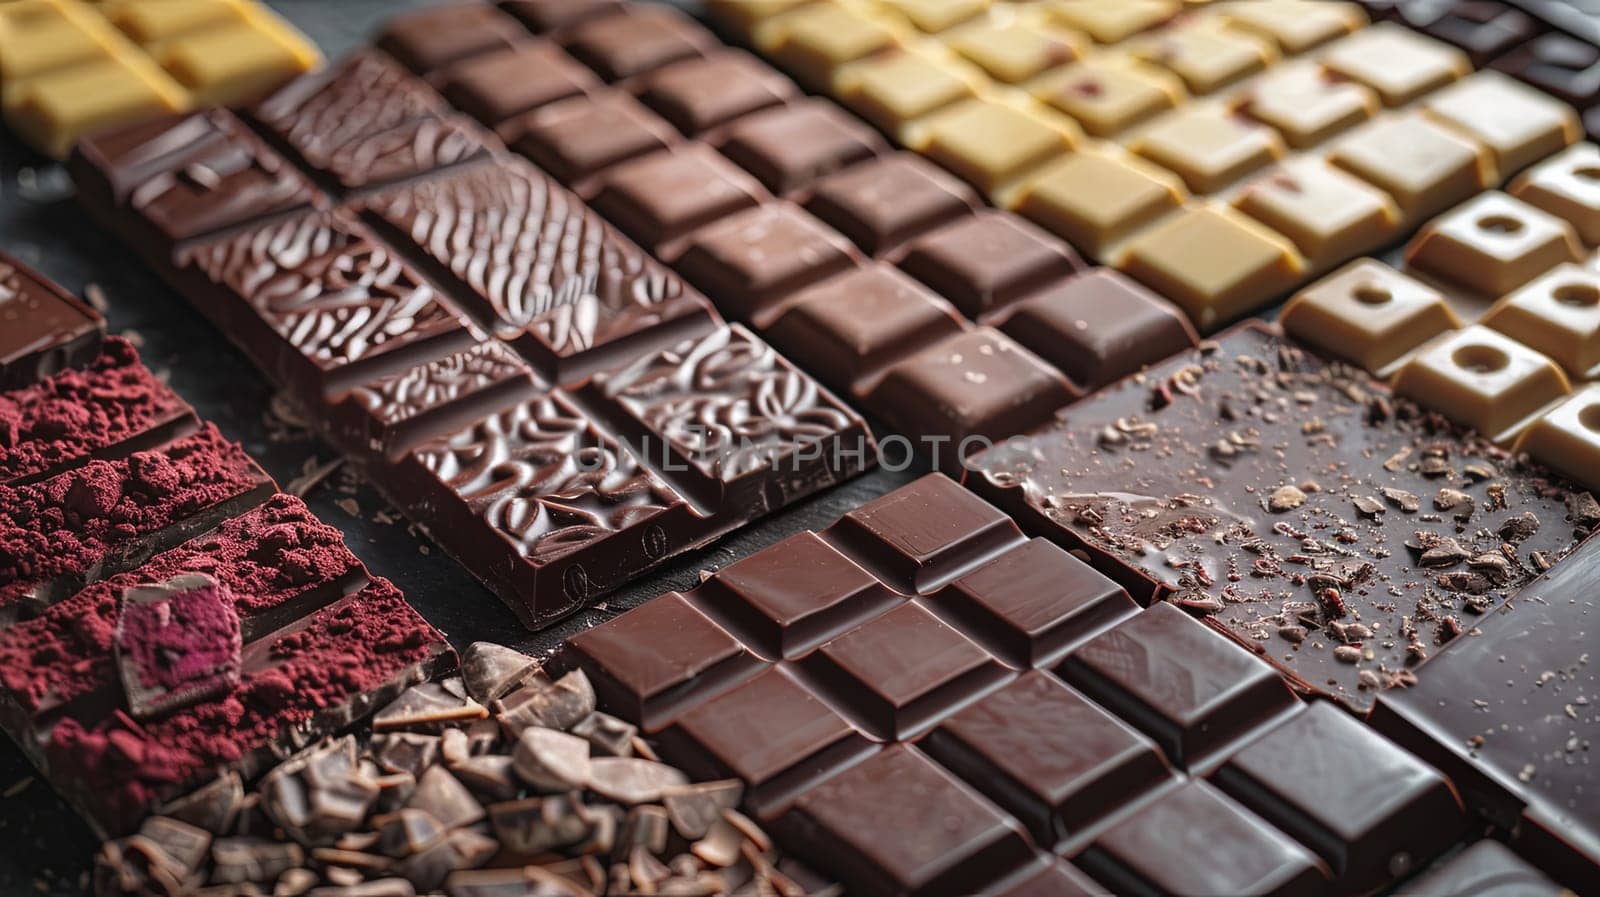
[0,1,914,890]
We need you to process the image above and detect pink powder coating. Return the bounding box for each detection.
[46,579,449,834]
[0,338,192,485]
[118,578,241,694]
[0,494,364,719]
[0,424,268,612]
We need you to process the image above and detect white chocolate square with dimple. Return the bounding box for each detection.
[1031,58,1184,138]
[1213,0,1367,53]
[1394,325,1571,443]
[1042,0,1179,44]
[1328,113,1494,225]
[1512,143,1600,245]
[1280,259,1461,377]
[1481,263,1600,379]
[1241,60,1377,149]
[1233,157,1399,265]
[1126,23,1275,95]
[1514,385,1600,490]
[1405,192,1584,297]
[1319,23,1470,107]
[1131,107,1285,194]
[1422,71,1581,178]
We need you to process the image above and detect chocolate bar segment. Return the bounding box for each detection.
[375,3,527,74]
[1371,535,1600,890]
[0,424,274,621]
[0,337,194,487]
[360,159,716,383]
[969,325,1588,711]
[0,253,104,390]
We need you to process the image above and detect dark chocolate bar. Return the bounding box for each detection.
[554,472,1515,896]
[969,324,1589,711]
[1371,535,1600,890]
[0,253,104,390]
[71,94,872,629]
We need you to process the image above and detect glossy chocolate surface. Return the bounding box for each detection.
[972,325,1589,711]
[0,253,104,390]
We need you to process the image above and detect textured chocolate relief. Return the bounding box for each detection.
[319,114,489,192]
[361,160,713,380]
[410,394,677,565]
[72,110,318,250]
[248,51,474,192]
[968,325,1588,712]
[183,211,470,395]
[583,325,863,509]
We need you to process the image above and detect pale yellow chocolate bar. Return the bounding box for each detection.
[1328,113,1495,225]
[918,98,1077,198]
[9,50,186,157]
[1405,191,1583,297]
[1320,23,1469,107]
[1481,263,1600,380]
[872,0,989,34]
[1512,143,1600,245]
[1423,71,1580,178]
[1130,107,1285,194]
[1513,385,1600,490]
[837,49,973,136]
[942,16,1082,84]
[771,3,898,89]
[1239,60,1378,149]
[1393,325,1571,444]
[1280,258,1460,377]
[155,10,319,108]
[1213,0,1367,54]
[1126,23,1275,96]
[1031,58,1183,138]
[1233,157,1399,266]
[1042,0,1179,44]
[104,0,244,45]
[1118,204,1305,331]
[1017,148,1186,259]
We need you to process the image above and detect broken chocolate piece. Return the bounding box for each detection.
[115,572,242,720]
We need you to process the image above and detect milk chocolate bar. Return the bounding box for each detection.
[968,324,1590,711]
[385,2,1197,462]
[71,96,872,629]
[0,252,103,390]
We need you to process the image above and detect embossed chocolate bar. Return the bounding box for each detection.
[70,102,872,629]
[968,324,1590,712]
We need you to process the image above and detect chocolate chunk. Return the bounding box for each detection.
[660,781,743,841]
[586,758,688,805]
[461,642,542,705]
[495,670,597,736]
[210,837,305,884]
[1405,840,1570,896]
[115,573,242,720]
[512,727,592,792]
[405,767,485,831]
[158,773,243,835]
[375,683,489,731]
[373,734,441,779]
[569,711,636,757]
[450,755,520,802]
[395,829,498,891]
[373,809,447,859]
[260,739,380,845]
[488,795,591,855]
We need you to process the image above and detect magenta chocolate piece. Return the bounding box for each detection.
[0,337,194,488]
[1371,536,1600,891]
[0,252,104,391]
[0,424,274,620]
[114,572,243,721]
[969,324,1588,711]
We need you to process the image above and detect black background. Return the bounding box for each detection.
[0,1,915,891]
